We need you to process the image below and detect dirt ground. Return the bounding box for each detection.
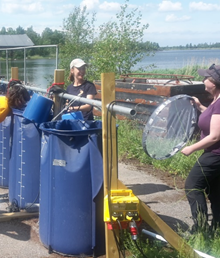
[0,161,207,258]
[121,158,185,190]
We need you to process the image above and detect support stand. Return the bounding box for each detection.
[102,73,200,258]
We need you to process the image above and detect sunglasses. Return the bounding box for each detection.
[209,64,220,79]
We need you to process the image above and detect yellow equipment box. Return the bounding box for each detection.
[104,189,140,222]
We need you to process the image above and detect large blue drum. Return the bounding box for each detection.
[0,114,12,187]
[9,109,41,209]
[39,119,105,256]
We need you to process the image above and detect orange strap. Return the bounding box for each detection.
[46,82,65,93]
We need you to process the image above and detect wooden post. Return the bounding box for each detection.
[0,212,38,222]
[54,69,65,84]
[53,69,65,118]
[11,67,19,80]
[101,73,119,258]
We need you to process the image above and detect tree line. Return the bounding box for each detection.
[0,26,64,58]
[161,42,220,50]
[1,24,217,56]
[0,26,159,57]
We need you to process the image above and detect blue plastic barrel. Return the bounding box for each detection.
[9,109,41,209]
[0,114,12,187]
[39,119,105,256]
[23,93,53,123]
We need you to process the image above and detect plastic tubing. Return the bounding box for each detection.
[142,229,216,258]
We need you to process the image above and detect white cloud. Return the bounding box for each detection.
[55,4,75,15]
[23,3,44,12]
[165,14,191,22]
[2,0,32,3]
[99,1,121,11]
[1,2,44,14]
[81,0,99,10]
[189,2,220,11]
[158,1,182,11]
[143,3,155,10]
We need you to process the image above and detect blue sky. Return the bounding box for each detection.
[1,0,220,47]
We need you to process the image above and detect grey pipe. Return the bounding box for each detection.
[59,92,136,117]
[23,85,136,117]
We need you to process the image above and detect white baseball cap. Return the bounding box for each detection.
[70,58,87,69]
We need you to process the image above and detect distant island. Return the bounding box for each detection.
[141,41,220,51]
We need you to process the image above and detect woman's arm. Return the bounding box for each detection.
[181,114,220,156]
[192,96,207,113]
[68,94,95,112]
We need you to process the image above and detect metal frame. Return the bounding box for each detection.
[0,81,136,117]
[0,45,58,83]
[23,85,136,117]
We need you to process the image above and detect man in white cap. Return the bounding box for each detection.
[66,58,97,120]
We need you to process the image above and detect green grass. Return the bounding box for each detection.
[117,119,202,179]
[124,236,180,258]
[115,223,220,258]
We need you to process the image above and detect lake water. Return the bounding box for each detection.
[134,48,220,70]
[0,58,56,89]
[0,49,220,89]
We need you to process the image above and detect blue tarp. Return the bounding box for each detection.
[39,119,105,256]
[0,114,12,187]
[9,109,41,209]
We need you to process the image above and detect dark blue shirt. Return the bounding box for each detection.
[66,80,97,120]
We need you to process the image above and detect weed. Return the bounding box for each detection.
[117,119,202,178]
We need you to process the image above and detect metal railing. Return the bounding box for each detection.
[0,45,58,83]
[25,85,136,117]
[1,81,136,118]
